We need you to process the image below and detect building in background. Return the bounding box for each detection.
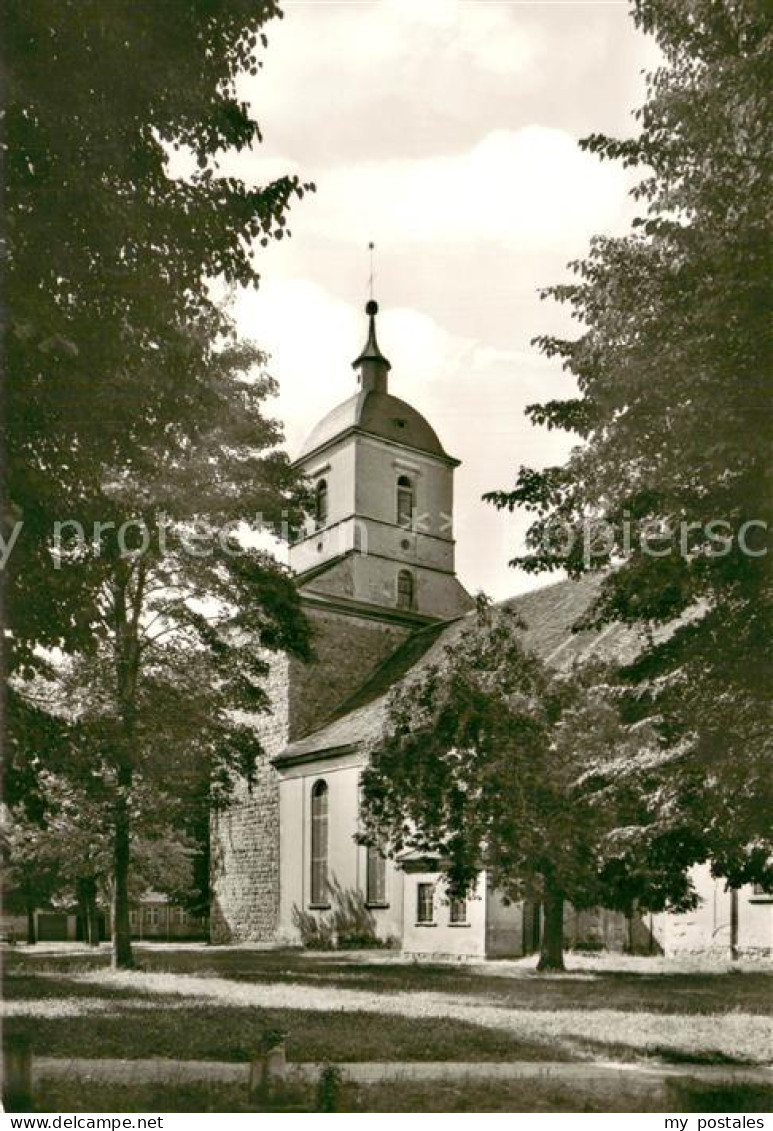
[1,894,207,945]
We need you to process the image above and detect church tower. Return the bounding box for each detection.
[210,300,473,944]
[290,300,473,622]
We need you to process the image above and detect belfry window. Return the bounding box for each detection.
[315,478,328,529]
[310,780,329,906]
[396,475,414,528]
[366,846,387,906]
[397,569,415,611]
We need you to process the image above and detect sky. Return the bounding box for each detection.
[211,0,659,599]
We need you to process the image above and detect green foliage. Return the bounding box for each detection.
[3,2,315,966]
[3,0,313,668]
[485,0,773,883]
[361,604,701,970]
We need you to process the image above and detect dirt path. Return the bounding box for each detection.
[32,1057,773,1087]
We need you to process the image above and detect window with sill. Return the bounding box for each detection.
[449,897,467,925]
[416,882,435,925]
[310,779,329,906]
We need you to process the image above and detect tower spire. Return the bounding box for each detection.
[368,240,375,302]
[353,243,390,393]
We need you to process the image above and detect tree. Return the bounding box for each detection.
[2,816,63,945]
[360,602,695,972]
[7,336,313,966]
[3,0,311,663]
[3,770,201,946]
[485,0,773,886]
[3,4,315,967]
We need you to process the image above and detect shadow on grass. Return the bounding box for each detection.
[10,947,772,1017]
[29,1076,773,1114]
[574,1033,757,1068]
[3,973,151,1003]
[3,998,565,1064]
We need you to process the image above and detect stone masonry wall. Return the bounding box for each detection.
[209,654,289,943]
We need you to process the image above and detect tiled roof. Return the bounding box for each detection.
[275,575,647,766]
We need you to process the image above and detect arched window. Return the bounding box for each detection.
[397,569,415,611]
[366,846,387,906]
[396,475,414,528]
[310,780,329,906]
[315,479,328,529]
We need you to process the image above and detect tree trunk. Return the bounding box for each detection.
[25,903,36,946]
[78,877,100,946]
[112,769,133,968]
[110,565,144,971]
[537,887,565,972]
[88,897,100,946]
[729,887,739,962]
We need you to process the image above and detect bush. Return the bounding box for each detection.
[292,880,387,950]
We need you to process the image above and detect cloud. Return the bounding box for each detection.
[318,127,628,250]
[381,0,539,75]
[224,125,629,257]
[231,278,359,452]
[234,0,651,168]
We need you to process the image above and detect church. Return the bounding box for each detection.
[210,302,772,960]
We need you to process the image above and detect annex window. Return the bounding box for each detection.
[366,846,387,906]
[396,475,414,528]
[315,479,329,529]
[176,907,189,926]
[416,882,435,925]
[397,569,415,611]
[310,780,329,906]
[145,907,159,927]
[449,897,467,925]
[129,910,138,928]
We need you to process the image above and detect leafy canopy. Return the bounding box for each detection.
[361,602,697,914]
[485,0,773,876]
[3,0,312,666]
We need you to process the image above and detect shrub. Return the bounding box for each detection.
[292,880,386,950]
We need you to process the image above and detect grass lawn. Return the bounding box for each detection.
[28,1076,773,1114]
[4,945,772,1071]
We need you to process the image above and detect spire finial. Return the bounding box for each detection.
[353,248,391,393]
